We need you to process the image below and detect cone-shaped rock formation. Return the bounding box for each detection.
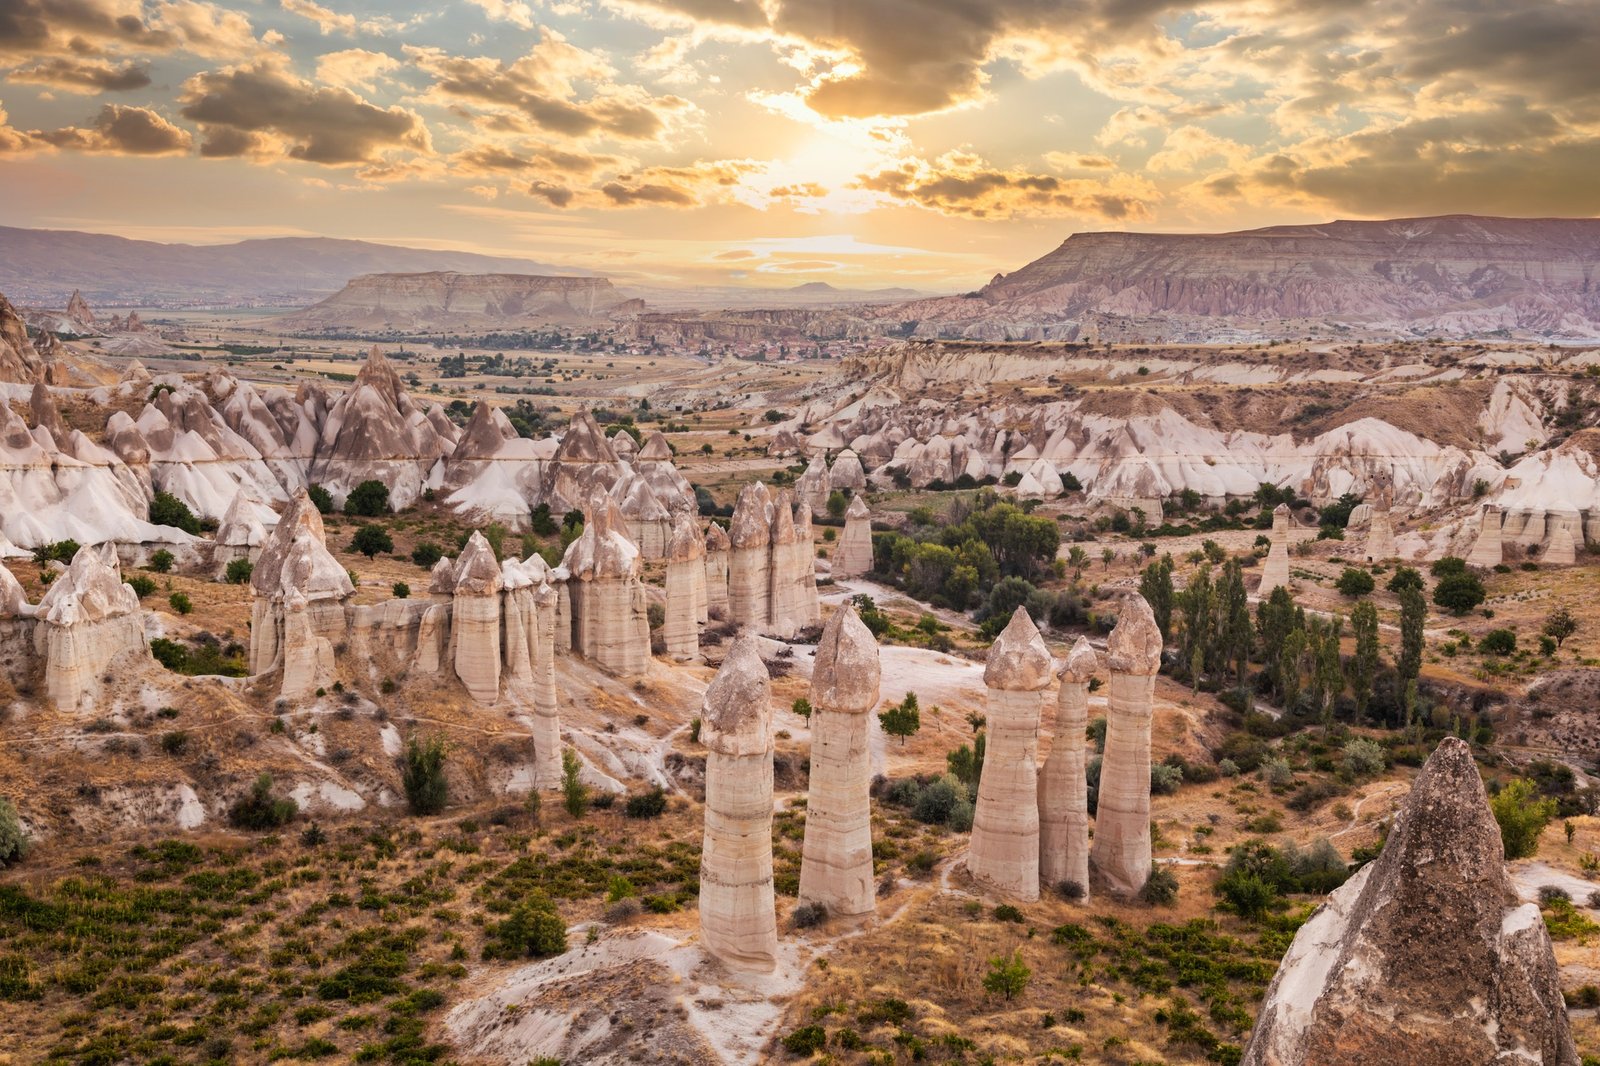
[1039,636,1098,896]
[1090,594,1162,897]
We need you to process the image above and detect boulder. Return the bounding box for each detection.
[1242,738,1578,1066]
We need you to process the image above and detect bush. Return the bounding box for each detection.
[1387,566,1423,592]
[223,557,253,584]
[782,1026,828,1056]
[0,797,27,867]
[392,581,410,599]
[482,896,567,960]
[1150,763,1184,795]
[1260,757,1294,787]
[1217,871,1278,920]
[128,574,157,598]
[1140,868,1179,906]
[561,748,588,818]
[149,491,201,534]
[344,480,390,517]
[401,735,449,815]
[791,901,827,929]
[148,548,174,573]
[911,775,967,825]
[349,524,394,558]
[1479,628,1517,655]
[1342,738,1387,777]
[982,951,1031,1000]
[229,774,297,829]
[1430,556,1467,577]
[168,592,192,615]
[1492,778,1557,859]
[1335,567,1374,596]
[411,542,443,568]
[307,484,334,514]
[791,697,812,721]
[624,787,667,819]
[1434,571,1486,614]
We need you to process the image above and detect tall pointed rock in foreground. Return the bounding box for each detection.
[1242,738,1578,1066]
[798,605,881,922]
[699,636,778,972]
[1039,636,1098,896]
[1258,503,1292,596]
[968,607,1053,901]
[1090,594,1162,897]
[451,531,504,703]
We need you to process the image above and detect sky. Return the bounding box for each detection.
[1,0,1597,290]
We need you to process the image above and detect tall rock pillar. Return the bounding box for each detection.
[531,577,562,786]
[968,607,1052,902]
[452,531,504,703]
[1258,503,1291,597]
[664,512,707,661]
[1090,594,1163,897]
[1039,636,1099,896]
[704,523,730,618]
[798,605,881,921]
[835,495,873,578]
[1466,504,1503,568]
[699,636,778,972]
[727,481,773,629]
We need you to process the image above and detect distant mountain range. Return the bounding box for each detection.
[0,227,589,306]
[873,215,1600,341]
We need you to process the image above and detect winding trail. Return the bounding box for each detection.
[1330,782,1404,841]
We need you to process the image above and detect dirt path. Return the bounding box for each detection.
[1329,782,1404,841]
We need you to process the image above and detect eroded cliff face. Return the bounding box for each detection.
[282,272,635,330]
[874,216,1600,341]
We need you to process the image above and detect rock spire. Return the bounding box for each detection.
[1039,636,1098,896]
[1089,593,1162,897]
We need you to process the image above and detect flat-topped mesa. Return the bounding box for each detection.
[704,522,731,617]
[727,481,774,629]
[835,494,873,578]
[699,636,778,972]
[1242,738,1578,1066]
[1040,637,1099,896]
[799,605,882,921]
[663,512,707,661]
[35,545,147,709]
[559,494,651,676]
[1091,594,1163,897]
[1466,504,1503,568]
[969,607,1053,901]
[451,531,504,703]
[248,489,354,690]
[1258,503,1292,597]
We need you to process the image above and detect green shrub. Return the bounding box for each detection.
[0,797,27,867]
[401,735,449,815]
[1492,779,1557,860]
[149,491,201,534]
[223,557,253,584]
[1386,566,1423,592]
[128,574,157,598]
[148,548,174,573]
[411,542,443,568]
[1335,567,1374,596]
[1342,738,1387,777]
[1434,571,1486,614]
[561,748,588,819]
[982,951,1031,999]
[392,582,410,599]
[624,787,667,819]
[343,480,390,517]
[782,1025,827,1056]
[791,697,812,720]
[482,896,567,960]
[1150,763,1184,795]
[168,592,192,615]
[307,484,334,514]
[1479,628,1517,655]
[1140,868,1179,906]
[349,524,393,558]
[229,774,297,830]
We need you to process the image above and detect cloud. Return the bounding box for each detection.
[408,34,693,141]
[148,0,262,59]
[6,58,152,93]
[31,103,192,154]
[856,151,1159,220]
[179,58,430,164]
[712,248,757,260]
[464,0,535,29]
[453,140,623,175]
[1144,125,1249,173]
[0,0,175,57]
[314,48,398,91]
[598,159,760,206]
[280,0,356,36]
[1045,151,1116,170]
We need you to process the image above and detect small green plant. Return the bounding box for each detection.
[791,697,812,721]
[307,483,334,513]
[411,542,443,568]
[148,549,175,573]
[1492,779,1557,859]
[149,490,201,534]
[401,734,449,815]
[128,574,157,598]
[0,797,27,867]
[481,895,568,960]
[624,787,667,819]
[1139,867,1179,907]
[229,774,297,829]
[168,592,192,615]
[982,951,1031,1000]
[392,581,410,599]
[343,480,390,517]
[561,748,588,819]
[223,557,253,584]
[1335,567,1374,596]
[878,692,921,746]
[349,524,394,558]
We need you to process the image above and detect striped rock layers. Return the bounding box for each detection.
[835,495,873,578]
[704,522,730,618]
[451,531,504,703]
[1466,504,1503,568]
[968,607,1053,902]
[1090,594,1163,897]
[798,605,881,921]
[1258,503,1291,597]
[699,636,778,972]
[664,512,707,660]
[1038,636,1099,896]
